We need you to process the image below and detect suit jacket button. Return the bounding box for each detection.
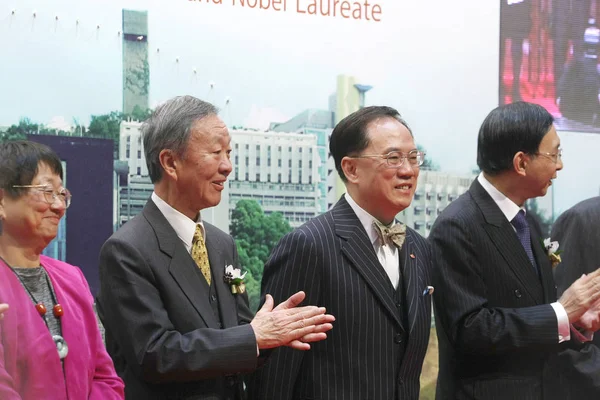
[396,302,402,308]
[514,289,522,298]
[394,334,403,344]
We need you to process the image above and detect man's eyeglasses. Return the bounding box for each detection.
[12,184,72,208]
[535,148,563,164]
[351,150,426,168]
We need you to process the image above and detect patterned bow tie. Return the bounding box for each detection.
[373,220,406,249]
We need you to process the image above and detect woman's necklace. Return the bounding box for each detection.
[5,260,69,360]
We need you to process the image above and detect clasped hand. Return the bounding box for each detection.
[250,291,335,351]
[559,268,600,331]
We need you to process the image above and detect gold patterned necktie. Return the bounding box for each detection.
[191,224,211,285]
[373,220,407,250]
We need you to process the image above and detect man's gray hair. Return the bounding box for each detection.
[142,95,219,183]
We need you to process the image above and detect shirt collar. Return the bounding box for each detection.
[477,172,524,222]
[151,192,204,252]
[344,193,381,246]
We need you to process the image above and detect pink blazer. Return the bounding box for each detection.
[0,256,124,399]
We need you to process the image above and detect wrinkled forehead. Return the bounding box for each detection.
[365,117,415,149]
[190,116,230,143]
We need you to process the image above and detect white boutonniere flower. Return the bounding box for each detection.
[542,238,562,268]
[224,265,247,294]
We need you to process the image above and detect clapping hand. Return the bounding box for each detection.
[575,292,600,332]
[251,291,335,351]
[558,269,600,324]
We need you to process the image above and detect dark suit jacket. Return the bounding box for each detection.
[247,196,433,400]
[552,196,600,397]
[97,200,258,400]
[430,179,569,400]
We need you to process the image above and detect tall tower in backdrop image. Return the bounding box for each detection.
[122,9,149,115]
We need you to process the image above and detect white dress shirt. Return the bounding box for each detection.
[151,192,204,254]
[477,173,571,343]
[345,193,400,289]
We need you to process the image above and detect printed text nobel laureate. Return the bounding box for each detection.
[190,0,383,22]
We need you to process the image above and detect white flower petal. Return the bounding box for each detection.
[225,264,245,279]
[543,238,551,248]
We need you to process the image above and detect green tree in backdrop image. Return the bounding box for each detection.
[230,199,291,311]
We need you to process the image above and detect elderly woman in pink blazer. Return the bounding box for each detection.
[0,141,124,400]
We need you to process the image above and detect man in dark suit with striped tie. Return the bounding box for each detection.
[552,196,600,396]
[96,96,334,400]
[248,106,434,400]
[430,101,600,400]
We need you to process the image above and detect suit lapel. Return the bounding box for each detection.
[143,201,219,329]
[36,263,73,385]
[470,180,545,304]
[400,232,425,334]
[333,197,404,330]
[528,213,556,303]
[205,226,239,328]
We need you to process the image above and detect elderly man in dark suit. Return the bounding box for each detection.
[248,106,434,400]
[96,96,334,400]
[430,101,600,400]
[552,196,600,396]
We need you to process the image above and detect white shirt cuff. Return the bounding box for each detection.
[550,302,571,343]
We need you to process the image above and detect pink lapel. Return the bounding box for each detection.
[0,259,67,399]
[42,257,91,400]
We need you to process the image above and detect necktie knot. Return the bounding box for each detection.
[191,224,211,285]
[373,220,406,249]
[511,210,528,232]
[192,225,203,244]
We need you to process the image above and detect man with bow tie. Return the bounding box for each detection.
[248,106,434,400]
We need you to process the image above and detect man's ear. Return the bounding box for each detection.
[341,157,359,184]
[513,151,529,177]
[158,149,179,181]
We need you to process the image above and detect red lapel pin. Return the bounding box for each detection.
[410,254,416,259]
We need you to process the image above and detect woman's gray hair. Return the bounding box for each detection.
[142,95,219,183]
